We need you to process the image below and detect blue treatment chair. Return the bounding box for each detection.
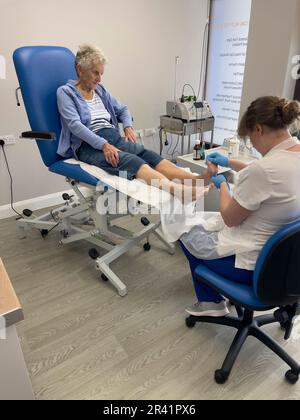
[186,220,300,384]
[13,46,174,296]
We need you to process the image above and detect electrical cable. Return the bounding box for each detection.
[197,22,209,100]
[181,84,197,101]
[174,56,180,100]
[50,208,59,222]
[15,87,21,107]
[163,132,179,161]
[197,0,211,100]
[203,0,212,100]
[45,221,60,235]
[159,129,174,160]
[159,128,165,156]
[0,141,23,218]
[166,133,174,156]
[171,135,180,162]
[0,141,59,234]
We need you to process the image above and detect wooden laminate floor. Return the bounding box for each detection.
[0,211,299,400]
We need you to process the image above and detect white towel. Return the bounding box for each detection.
[65,159,211,242]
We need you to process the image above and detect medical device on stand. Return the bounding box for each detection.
[166,98,213,122]
[159,57,215,159]
[160,96,215,157]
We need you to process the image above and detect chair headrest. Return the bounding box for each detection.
[13,46,77,167]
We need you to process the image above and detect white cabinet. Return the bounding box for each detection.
[0,325,34,400]
[0,258,34,400]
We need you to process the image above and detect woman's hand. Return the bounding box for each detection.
[102,143,120,167]
[124,127,137,144]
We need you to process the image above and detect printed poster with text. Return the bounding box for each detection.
[205,0,252,145]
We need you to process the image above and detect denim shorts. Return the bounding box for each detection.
[77,128,163,179]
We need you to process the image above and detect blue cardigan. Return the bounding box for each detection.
[57,80,133,158]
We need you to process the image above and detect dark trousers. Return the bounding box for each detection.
[77,128,163,179]
[179,241,253,302]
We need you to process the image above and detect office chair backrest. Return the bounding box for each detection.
[13,46,77,167]
[254,219,300,306]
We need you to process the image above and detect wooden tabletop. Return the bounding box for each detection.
[0,258,24,328]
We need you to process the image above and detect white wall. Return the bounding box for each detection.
[283,0,300,99]
[0,0,208,206]
[240,0,300,118]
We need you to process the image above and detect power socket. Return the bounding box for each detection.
[135,129,144,139]
[144,128,156,137]
[0,134,16,145]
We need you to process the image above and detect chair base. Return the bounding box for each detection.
[186,307,300,384]
[17,180,175,296]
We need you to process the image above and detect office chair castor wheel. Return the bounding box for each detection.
[40,229,49,238]
[143,243,151,251]
[215,369,229,384]
[285,370,299,384]
[101,274,109,282]
[185,317,196,328]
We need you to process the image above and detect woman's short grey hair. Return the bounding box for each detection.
[75,44,108,70]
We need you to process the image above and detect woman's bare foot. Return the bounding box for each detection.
[207,161,218,177]
[197,161,218,186]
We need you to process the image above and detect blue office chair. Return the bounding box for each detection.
[186,220,300,384]
[13,46,174,296]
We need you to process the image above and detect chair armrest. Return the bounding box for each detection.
[21,131,56,141]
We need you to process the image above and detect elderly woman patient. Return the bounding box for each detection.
[180,96,300,317]
[57,44,214,201]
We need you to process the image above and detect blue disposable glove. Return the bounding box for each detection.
[211,174,227,189]
[206,152,229,167]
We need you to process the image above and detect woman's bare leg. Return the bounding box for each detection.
[136,164,198,202]
[154,159,217,186]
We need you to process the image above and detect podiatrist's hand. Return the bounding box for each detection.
[211,174,227,189]
[102,143,120,167]
[206,152,229,167]
[124,127,137,144]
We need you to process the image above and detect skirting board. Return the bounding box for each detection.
[0,189,75,220]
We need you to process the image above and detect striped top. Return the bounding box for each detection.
[86,91,114,132]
